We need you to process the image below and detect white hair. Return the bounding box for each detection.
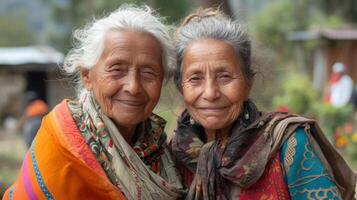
[61,5,175,97]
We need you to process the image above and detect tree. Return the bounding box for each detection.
[41,0,193,52]
[247,0,350,109]
[318,0,357,23]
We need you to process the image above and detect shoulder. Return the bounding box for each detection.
[280,127,310,160]
[279,128,343,199]
[280,127,313,174]
[285,127,308,144]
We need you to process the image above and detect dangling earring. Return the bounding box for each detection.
[244,111,250,120]
[189,117,195,125]
[243,101,250,120]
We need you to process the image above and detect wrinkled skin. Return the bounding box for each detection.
[181,39,250,141]
[81,30,163,141]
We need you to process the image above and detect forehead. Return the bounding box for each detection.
[182,39,241,71]
[101,29,162,59]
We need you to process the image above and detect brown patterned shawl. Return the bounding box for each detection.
[171,100,356,200]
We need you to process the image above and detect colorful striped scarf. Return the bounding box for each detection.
[3,100,125,199]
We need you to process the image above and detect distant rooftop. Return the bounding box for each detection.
[288,29,357,41]
[0,46,63,66]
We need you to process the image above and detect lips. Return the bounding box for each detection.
[114,99,145,107]
[196,106,228,113]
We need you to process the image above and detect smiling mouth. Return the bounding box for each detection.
[197,107,228,112]
[115,100,145,107]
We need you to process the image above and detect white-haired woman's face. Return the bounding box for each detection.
[181,39,250,131]
[81,30,163,128]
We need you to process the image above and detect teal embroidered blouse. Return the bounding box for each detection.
[280,128,342,199]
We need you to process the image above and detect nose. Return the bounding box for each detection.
[123,70,143,95]
[202,78,220,101]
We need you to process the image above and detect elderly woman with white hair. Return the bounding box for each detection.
[3,5,183,200]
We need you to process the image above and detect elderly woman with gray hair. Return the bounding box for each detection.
[170,8,356,200]
[3,5,183,200]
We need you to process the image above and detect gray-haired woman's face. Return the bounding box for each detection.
[181,39,250,131]
[81,30,163,128]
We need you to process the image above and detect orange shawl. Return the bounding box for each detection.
[3,100,126,200]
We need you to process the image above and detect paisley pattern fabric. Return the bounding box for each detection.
[68,99,168,184]
[68,99,118,185]
[239,153,290,200]
[67,91,183,200]
[281,128,342,200]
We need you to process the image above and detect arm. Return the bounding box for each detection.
[280,128,342,200]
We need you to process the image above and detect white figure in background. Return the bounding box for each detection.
[330,62,354,107]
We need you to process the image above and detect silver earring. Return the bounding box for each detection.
[189,117,195,125]
[244,112,249,120]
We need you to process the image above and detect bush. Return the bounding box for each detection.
[273,72,354,144]
[273,73,318,116]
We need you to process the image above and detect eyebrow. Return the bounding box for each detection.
[105,52,128,62]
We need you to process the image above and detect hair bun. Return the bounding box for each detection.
[181,7,227,26]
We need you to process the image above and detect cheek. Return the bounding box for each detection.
[182,91,195,108]
[145,81,162,106]
[92,87,113,115]
[222,81,248,103]
[92,78,121,114]
[182,85,200,106]
[221,82,248,115]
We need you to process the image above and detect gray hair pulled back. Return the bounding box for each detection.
[174,8,253,89]
[60,5,174,98]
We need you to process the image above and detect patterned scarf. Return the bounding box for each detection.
[171,100,356,200]
[68,91,183,200]
[171,100,285,199]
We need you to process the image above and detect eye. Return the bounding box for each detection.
[188,75,203,85]
[217,73,233,84]
[141,67,159,79]
[109,63,126,70]
[108,64,127,77]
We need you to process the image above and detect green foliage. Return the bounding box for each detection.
[251,0,345,53]
[313,103,353,138]
[273,72,354,142]
[155,0,193,24]
[0,10,35,46]
[251,1,297,51]
[314,0,357,23]
[308,12,345,29]
[93,0,145,17]
[272,73,318,116]
[42,0,194,52]
[251,0,347,111]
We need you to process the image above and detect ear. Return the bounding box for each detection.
[79,67,92,90]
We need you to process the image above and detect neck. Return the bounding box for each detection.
[117,125,136,145]
[204,125,232,144]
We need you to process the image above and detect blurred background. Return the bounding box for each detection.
[1,0,357,196]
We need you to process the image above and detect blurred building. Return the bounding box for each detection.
[289,29,357,92]
[0,46,74,121]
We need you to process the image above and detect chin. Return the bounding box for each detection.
[199,120,228,130]
[112,114,143,127]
